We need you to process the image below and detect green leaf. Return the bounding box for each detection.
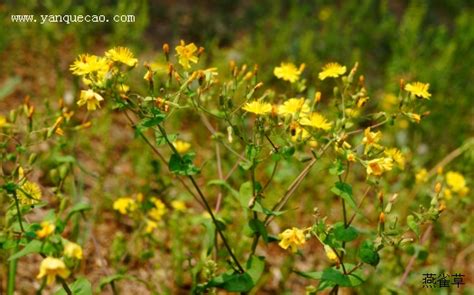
[333,223,359,242]
[168,153,200,176]
[238,181,253,209]
[249,219,268,243]
[0,77,21,101]
[99,274,135,290]
[55,277,91,295]
[329,159,345,176]
[320,267,364,287]
[358,240,380,267]
[66,202,92,220]
[207,179,239,198]
[407,215,420,237]
[295,270,323,280]
[331,182,356,209]
[204,256,265,292]
[9,240,42,261]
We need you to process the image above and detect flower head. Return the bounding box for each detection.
[171,200,187,212]
[148,198,167,221]
[446,171,469,196]
[384,148,405,169]
[324,245,339,263]
[278,227,306,253]
[63,241,83,260]
[173,140,191,154]
[70,54,108,76]
[278,98,310,117]
[77,89,104,111]
[113,197,137,215]
[290,125,311,142]
[242,101,272,115]
[415,168,428,183]
[17,181,42,205]
[0,115,7,128]
[175,40,199,69]
[362,128,382,154]
[37,257,70,285]
[145,220,158,233]
[274,62,304,83]
[105,47,137,67]
[299,113,332,131]
[405,82,431,99]
[318,62,346,80]
[36,221,55,239]
[366,157,393,176]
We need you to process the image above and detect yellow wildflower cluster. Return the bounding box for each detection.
[175,40,199,69]
[445,171,469,198]
[278,227,306,253]
[318,62,346,80]
[113,197,137,215]
[36,221,55,239]
[173,140,191,154]
[148,197,167,221]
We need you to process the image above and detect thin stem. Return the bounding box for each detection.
[7,243,19,295]
[157,124,245,273]
[12,192,24,232]
[58,277,73,295]
[215,143,224,212]
[347,186,372,226]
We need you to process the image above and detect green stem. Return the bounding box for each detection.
[157,124,245,273]
[58,277,72,295]
[12,192,24,232]
[7,242,18,295]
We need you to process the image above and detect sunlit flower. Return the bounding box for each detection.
[175,40,198,69]
[405,82,431,99]
[0,115,7,128]
[362,128,382,154]
[77,89,104,111]
[318,62,346,80]
[36,221,55,239]
[17,181,42,205]
[242,101,272,115]
[113,197,137,215]
[70,54,108,76]
[278,227,306,253]
[37,257,70,285]
[171,200,187,212]
[366,157,393,176]
[105,47,137,67]
[299,113,332,131]
[347,152,356,162]
[415,168,428,183]
[446,171,469,196]
[324,245,339,263]
[145,219,158,233]
[290,125,311,142]
[384,148,405,169]
[173,140,191,154]
[273,62,304,83]
[278,98,310,117]
[63,241,83,260]
[148,198,167,221]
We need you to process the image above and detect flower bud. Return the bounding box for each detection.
[434,182,442,194]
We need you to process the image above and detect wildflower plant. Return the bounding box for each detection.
[1,39,469,294]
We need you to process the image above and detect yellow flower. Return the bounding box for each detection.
[70,54,108,76]
[384,148,405,169]
[242,101,272,115]
[273,62,304,83]
[324,245,339,263]
[318,62,346,80]
[362,128,382,154]
[278,227,306,253]
[0,115,7,128]
[175,40,198,69]
[405,82,431,99]
[278,98,310,117]
[36,221,55,239]
[171,200,187,212]
[63,241,83,260]
[148,198,167,221]
[113,197,137,215]
[415,168,428,183]
[173,140,191,154]
[37,257,70,285]
[145,220,158,233]
[446,171,469,196]
[105,47,137,67]
[17,181,42,205]
[290,125,311,142]
[404,112,421,123]
[299,113,332,131]
[366,157,393,176]
[347,152,356,162]
[77,89,104,111]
